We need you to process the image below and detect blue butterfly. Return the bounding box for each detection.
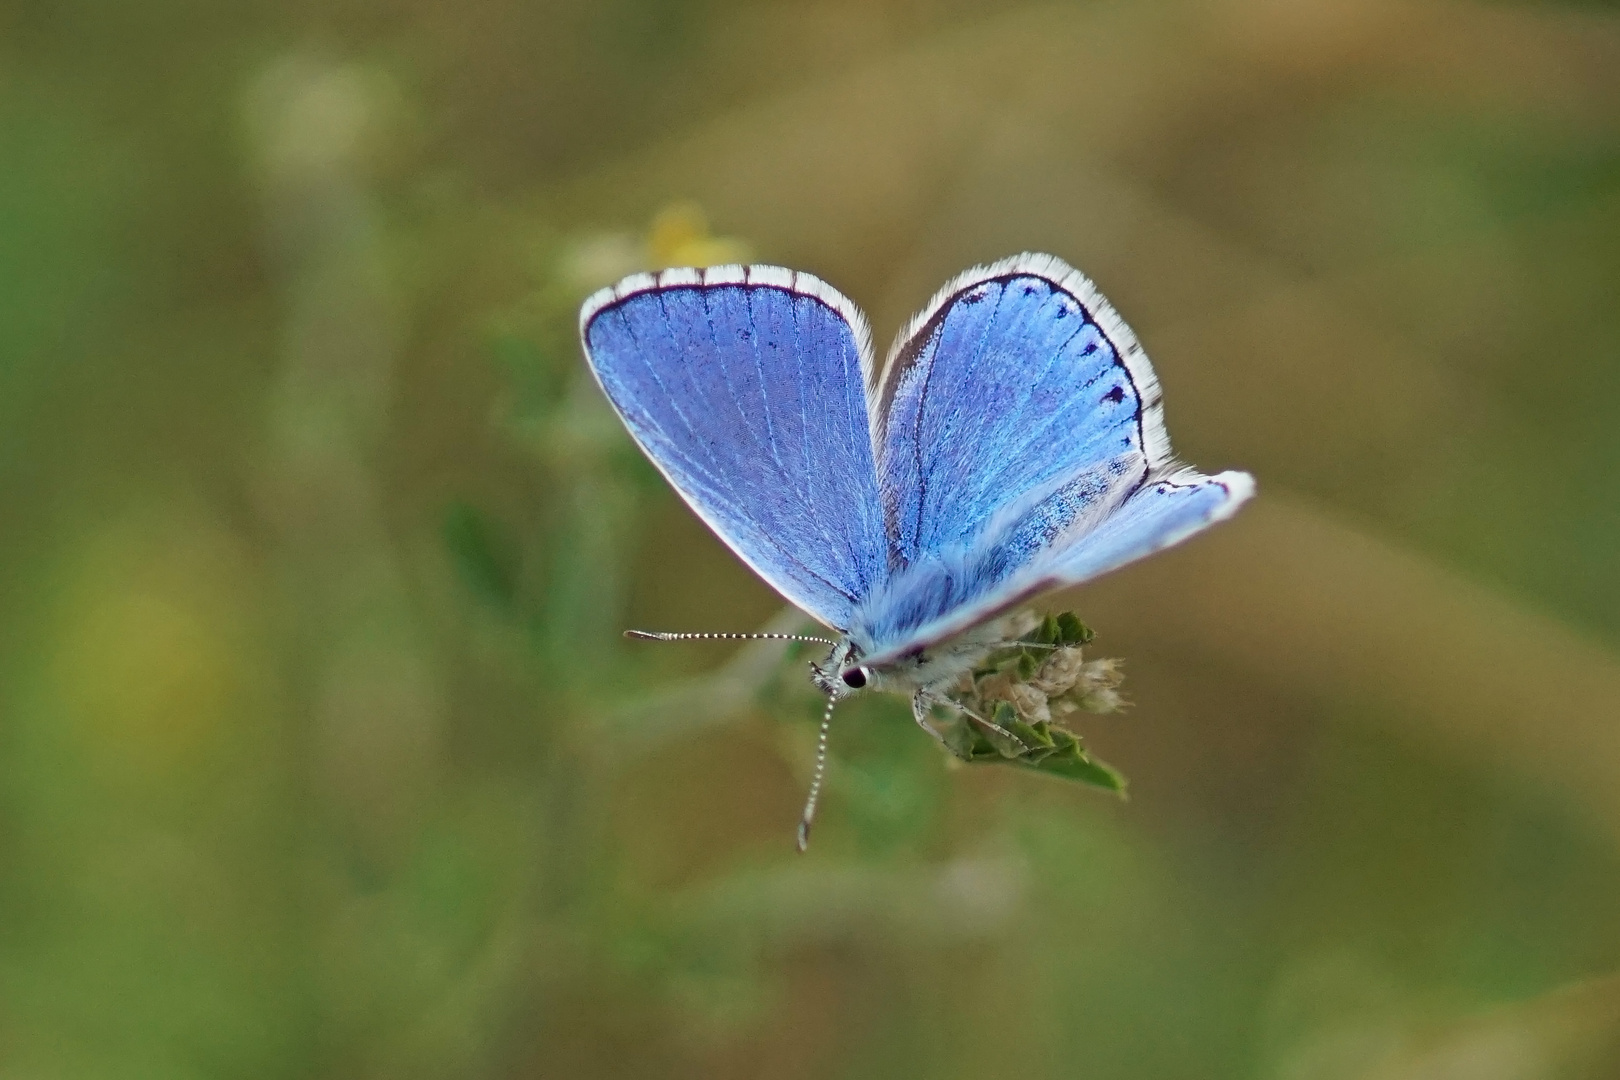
[580,253,1253,845]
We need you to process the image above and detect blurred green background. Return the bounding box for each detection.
[4,0,1620,1076]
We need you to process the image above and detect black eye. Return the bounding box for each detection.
[840,667,868,689]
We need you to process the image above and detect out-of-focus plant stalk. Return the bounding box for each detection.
[245,55,444,855]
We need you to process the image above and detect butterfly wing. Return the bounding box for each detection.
[580,265,889,631]
[852,253,1253,661]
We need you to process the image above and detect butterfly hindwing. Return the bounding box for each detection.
[581,266,888,632]
[1049,467,1253,585]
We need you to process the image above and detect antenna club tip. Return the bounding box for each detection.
[623,629,663,640]
[795,820,811,852]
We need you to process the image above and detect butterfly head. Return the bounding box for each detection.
[809,638,872,698]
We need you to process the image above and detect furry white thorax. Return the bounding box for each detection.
[810,614,1027,701]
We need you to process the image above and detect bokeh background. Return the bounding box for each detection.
[4,0,1620,1076]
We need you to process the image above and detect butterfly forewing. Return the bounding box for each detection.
[580,266,888,632]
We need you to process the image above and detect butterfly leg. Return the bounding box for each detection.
[911,691,955,750]
[956,701,1027,753]
[914,690,1030,760]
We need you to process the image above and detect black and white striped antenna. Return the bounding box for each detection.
[624,629,838,646]
[624,627,841,852]
[796,692,836,852]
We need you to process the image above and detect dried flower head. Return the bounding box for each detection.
[1030,645,1086,696]
[923,609,1128,796]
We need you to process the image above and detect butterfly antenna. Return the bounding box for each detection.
[624,629,839,646]
[796,693,837,853]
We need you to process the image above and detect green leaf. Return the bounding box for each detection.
[1034,614,1061,645]
[979,702,1029,758]
[1008,720,1056,763]
[951,708,1129,794]
[1009,719,1054,751]
[1046,726,1082,752]
[1022,746,1128,794]
[1056,611,1094,645]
